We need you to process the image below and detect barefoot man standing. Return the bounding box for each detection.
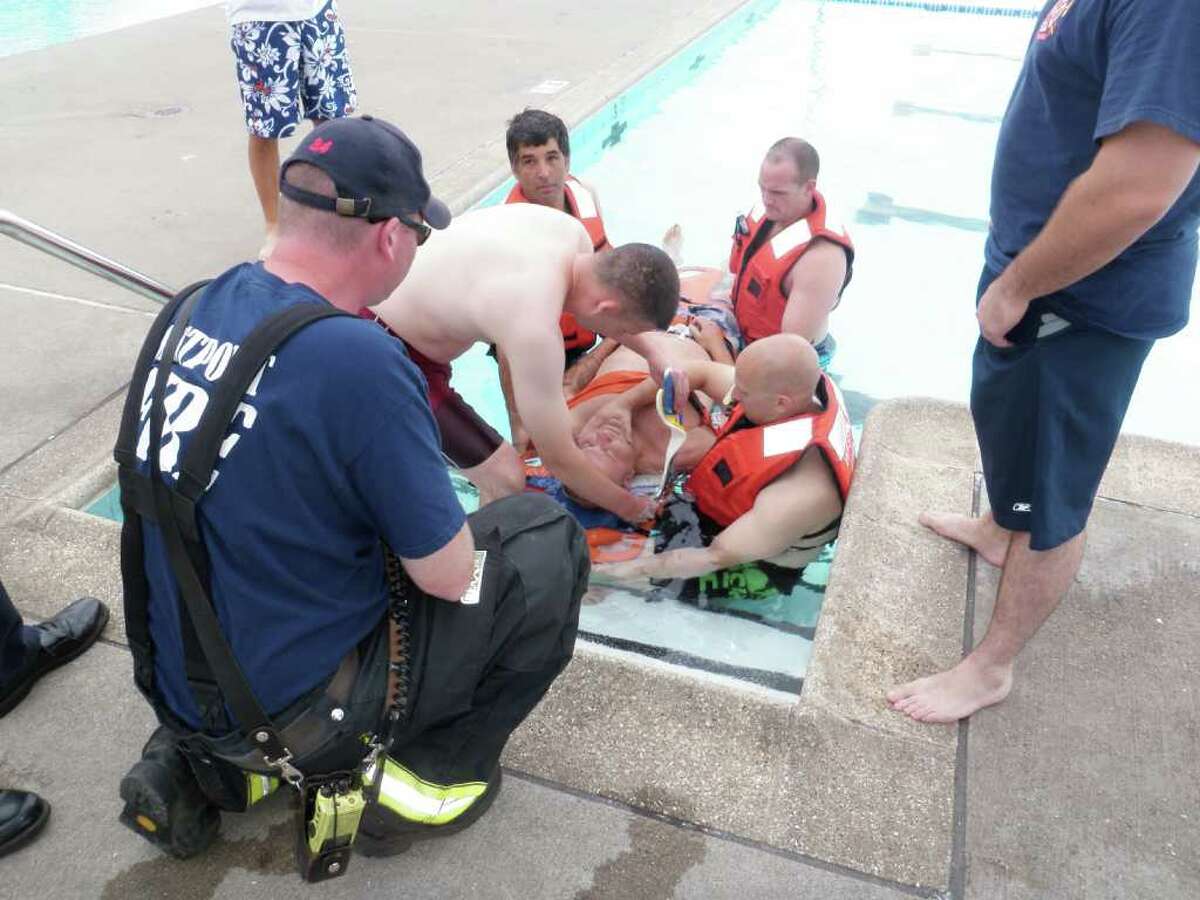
[367,202,680,523]
[889,0,1200,723]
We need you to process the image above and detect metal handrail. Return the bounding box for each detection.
[0,209,175,304]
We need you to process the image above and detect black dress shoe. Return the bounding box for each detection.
[0,790,50,858]
[0,597,110,718]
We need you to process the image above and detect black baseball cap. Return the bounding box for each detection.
[279,115,451,229]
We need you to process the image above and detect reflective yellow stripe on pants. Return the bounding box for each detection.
[369,757,487,825]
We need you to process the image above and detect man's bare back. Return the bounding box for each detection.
[369,204,592,363]
[365,203,674,523]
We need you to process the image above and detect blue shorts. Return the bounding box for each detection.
[971,268,1154,551]
[812,332,837,371]
[230,0,357,139]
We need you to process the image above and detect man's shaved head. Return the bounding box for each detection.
[765,137,820,184]
[734,334,821,423]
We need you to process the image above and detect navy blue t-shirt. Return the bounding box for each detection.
[136,263,465,729]
[986,0,1200,339]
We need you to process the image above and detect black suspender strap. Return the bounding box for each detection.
[116,282,212,724]
[173,303,349,502]
[144,297,351,773]
[114,281,211,471]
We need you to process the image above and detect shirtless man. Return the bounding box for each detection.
[366,202,679,522]
[594,334,854,581]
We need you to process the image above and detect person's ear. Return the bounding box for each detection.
[378,218,403,259]
[593,293,621,317]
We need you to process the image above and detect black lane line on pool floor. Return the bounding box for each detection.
[948,472,983,899]
[506,766,945,898]
[578,630,803,695]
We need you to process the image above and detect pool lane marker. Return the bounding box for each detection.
[856,192,989,233]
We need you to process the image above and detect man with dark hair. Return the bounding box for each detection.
[499,108,613,449]
[366,203,677,523]
[115,116,589,870]
[728,137,854,367]
[504,108,610,260]
[501,108,566,170]
[890,0,1200,724]
[1,577,108,857]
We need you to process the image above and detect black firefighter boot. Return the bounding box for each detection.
[119,725,220,858]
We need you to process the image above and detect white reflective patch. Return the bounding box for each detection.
[460,551,487,605]
[824,380,854,461]
[763,417,814,457]
[568,179,598,218]
[1012,502,1032,513]
[826,412,852,464]
[1036,313,1070,339]
[770,219,812,257]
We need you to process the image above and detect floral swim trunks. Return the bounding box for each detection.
[230,0,357,139]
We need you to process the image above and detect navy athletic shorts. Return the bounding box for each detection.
[970,268,1154,551]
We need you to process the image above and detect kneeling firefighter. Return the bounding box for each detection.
[112,115,589,882]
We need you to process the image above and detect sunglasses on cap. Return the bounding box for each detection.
[397,214,432,246]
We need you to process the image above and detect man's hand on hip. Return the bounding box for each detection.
[977,278,1029,348]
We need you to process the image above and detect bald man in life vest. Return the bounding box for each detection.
[495,109,614,452]
[729,138,854,365]
[592,334,855,581]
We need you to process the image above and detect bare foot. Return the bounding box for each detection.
[661,223,683,265]
[886,658,1012,724]
[258,226,278,261]
[918,511,1010,568]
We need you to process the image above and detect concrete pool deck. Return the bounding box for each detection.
[2,1,1197,897]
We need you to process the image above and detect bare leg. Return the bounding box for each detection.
[459,443,527,507]
[247,135,281,258]
[887,529,1085,723]
[918,508,1012,568]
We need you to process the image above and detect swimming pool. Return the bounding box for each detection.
[454,0,1199,688]
[0,1,214,59]
[81,0,1199,694]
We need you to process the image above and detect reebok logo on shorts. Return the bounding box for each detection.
[1012,502,1032,514]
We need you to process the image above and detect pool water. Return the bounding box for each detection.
[453,0,1198,689]
[0,1,215,59]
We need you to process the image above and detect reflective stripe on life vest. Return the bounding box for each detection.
[685,373,855,527]
[728,191,854,343]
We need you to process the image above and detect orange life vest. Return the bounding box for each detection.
[728,191,854,344]
[685,374,855,528]
[506,176,610,351]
